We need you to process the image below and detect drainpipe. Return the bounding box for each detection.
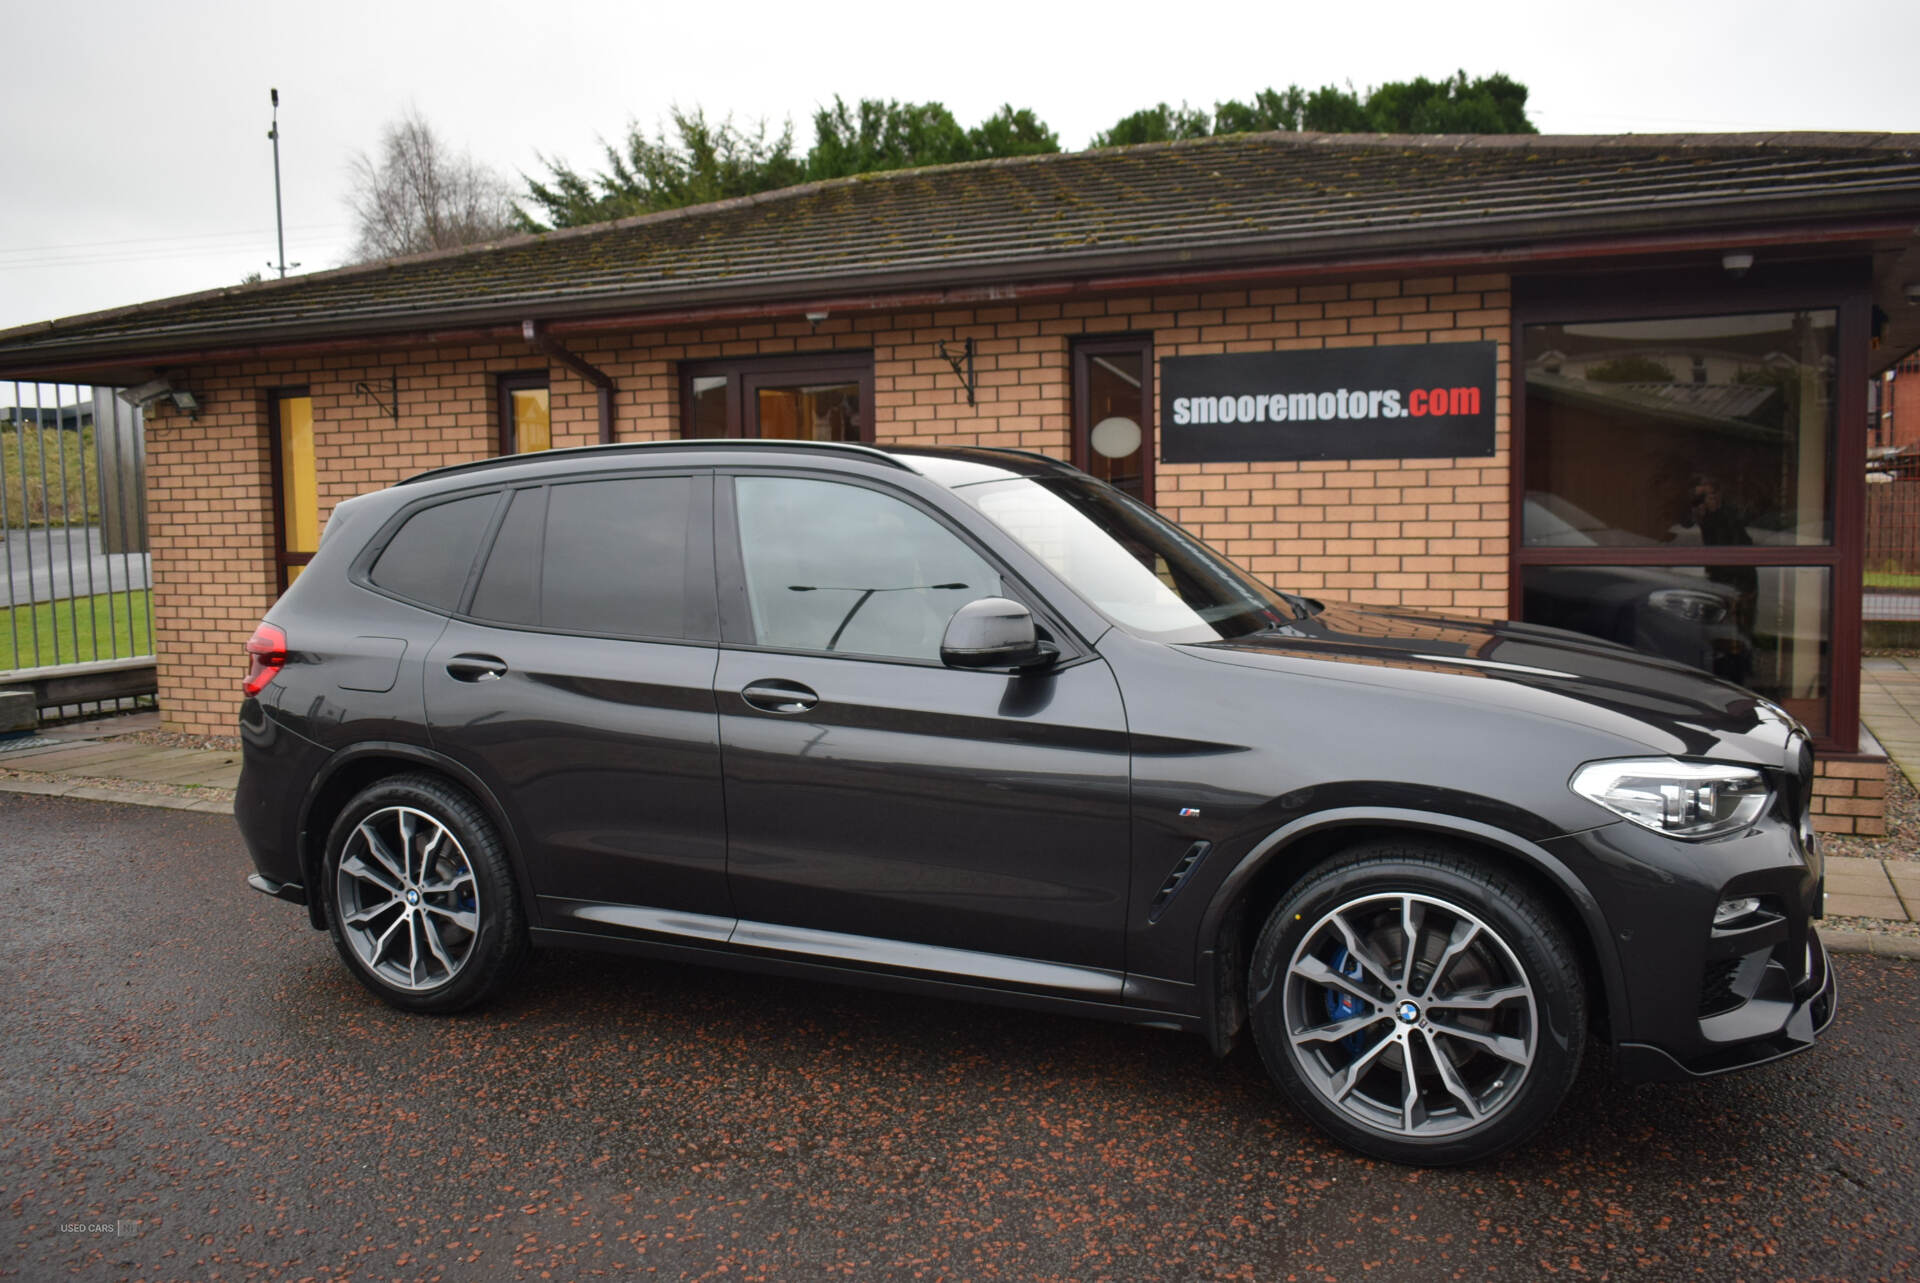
[522,320,616,443]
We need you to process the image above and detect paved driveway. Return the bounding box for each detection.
[2,792,1915,1281]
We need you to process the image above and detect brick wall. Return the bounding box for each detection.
[140,272,1889,832]
[1810,758,1890,836]
[140,273,1507,743]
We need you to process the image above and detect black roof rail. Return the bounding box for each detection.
[399,438,916,486]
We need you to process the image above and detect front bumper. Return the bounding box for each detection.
[1544,809,1835,1084]
[1612,929,1838,1082]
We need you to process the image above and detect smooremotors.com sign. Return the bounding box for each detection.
[1161,342,1497,463]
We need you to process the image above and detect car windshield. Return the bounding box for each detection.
[953,474,1313,642]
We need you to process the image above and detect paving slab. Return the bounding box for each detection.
[1826,892,1910,920]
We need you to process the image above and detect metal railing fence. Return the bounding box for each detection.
[0,382,154,719]
[1865,478,1920,626]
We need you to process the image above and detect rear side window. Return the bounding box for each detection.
[468,476,696,639]
[368,493,497,611]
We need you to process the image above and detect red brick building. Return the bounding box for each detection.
[3,131,1917,831]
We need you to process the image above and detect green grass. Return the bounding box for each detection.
[1865,571,1920,590]
[1,424,102,528]
[0,589,151,671]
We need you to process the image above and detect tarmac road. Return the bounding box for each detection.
[1,791,1914,1282]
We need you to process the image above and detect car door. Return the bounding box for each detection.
[714,470,1133,986]
[423,470,731,934]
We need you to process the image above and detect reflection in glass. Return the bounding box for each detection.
[1522,564,1830,734]
[755,381,861,441]
[1523,311,1836,548]
[691,375,728,437]
[1083,350,1146,497]
[735,477,998,660]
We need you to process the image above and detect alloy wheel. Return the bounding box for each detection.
[1280,891,1539,1139]
[334,805,481,992]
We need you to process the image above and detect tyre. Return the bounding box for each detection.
[1248,841,1587,1166]
[322,773,527,1013]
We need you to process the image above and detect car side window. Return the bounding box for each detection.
[733,476,1002,661]
[468,477,695,640]
[368,493,498,612]
[468,487,544,626]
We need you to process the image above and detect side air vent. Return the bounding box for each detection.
[1148,841,1213,924]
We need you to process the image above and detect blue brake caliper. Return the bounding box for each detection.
[1325,947,1374,1055]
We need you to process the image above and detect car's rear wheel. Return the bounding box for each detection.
[1248,841,1586,1166]
[322,773,526,1013]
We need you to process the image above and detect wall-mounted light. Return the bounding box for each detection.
[117,372,203,418]
[1905,282,1920,305]
[1721,251,1754,278]
[804,311,829,325]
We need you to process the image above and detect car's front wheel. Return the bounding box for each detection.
[1248,841,1587,1166]
[322,773,527,1013]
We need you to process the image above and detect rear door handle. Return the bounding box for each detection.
[446,653,508,682]
[740,680,818,714]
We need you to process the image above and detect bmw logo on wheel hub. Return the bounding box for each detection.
[1397,1000,1420,1025]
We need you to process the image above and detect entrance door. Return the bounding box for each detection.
[713,472,1134,983]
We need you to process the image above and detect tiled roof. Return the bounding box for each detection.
[4,131,1919,370]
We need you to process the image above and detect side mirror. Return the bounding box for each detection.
[940,597,1057,671]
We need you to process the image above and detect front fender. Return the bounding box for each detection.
[1189,807,1628,1057]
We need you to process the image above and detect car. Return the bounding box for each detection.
[237,440,1835,1167]
[1521,492,1748,677]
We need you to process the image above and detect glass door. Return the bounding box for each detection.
[681,355,873,443]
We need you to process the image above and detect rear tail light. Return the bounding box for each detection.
[244,622,288,697]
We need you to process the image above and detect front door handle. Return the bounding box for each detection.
[740,680,818,714]
[446,653,508,682]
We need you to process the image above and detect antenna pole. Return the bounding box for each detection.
[268,88,290,278]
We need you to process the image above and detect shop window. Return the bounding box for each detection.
[499,372,551,454]
[1072,336,1154,503]
[679,355,872,442]
[1518,307,1846,738]
[268,389,317,589]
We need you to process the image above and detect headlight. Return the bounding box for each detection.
[1570,758,1770,839]
[1648,588,1729,624]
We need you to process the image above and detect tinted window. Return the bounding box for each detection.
[369,493,497,611]
[466,477,694,638]
[469,488,545,626]
[734,477,1000,661]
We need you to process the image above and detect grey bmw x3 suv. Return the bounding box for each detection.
[238,439,1835,1165]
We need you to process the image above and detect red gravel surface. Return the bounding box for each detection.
[2,791,1915,1281]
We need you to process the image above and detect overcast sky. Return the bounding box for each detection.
[3,0,1917,335]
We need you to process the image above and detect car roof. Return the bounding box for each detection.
[398,438,1082,492]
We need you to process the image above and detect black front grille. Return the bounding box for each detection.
[1698,958,1743,1018]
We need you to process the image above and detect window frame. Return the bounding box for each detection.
[497,370,551,455]
[679,353,875,443]
[1510,274,1871,751]
[265,386,316,591]
[1070,334,1156,505]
